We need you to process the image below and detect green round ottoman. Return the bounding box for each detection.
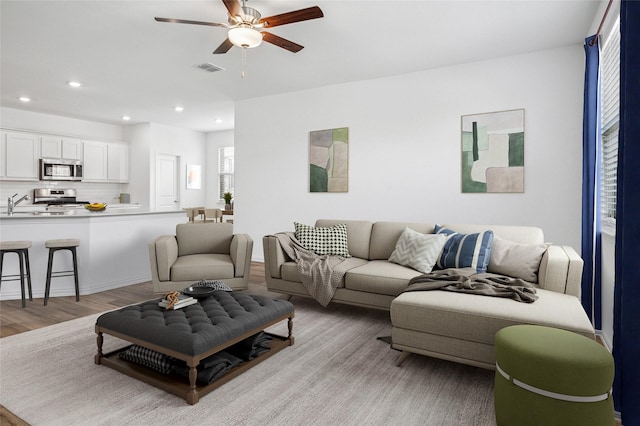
[494,325,614,426]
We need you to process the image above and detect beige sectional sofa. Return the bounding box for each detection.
[263,219,595,369]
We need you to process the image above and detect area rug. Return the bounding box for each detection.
[0,297,496,425]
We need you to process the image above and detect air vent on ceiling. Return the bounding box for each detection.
[195,62,225,73]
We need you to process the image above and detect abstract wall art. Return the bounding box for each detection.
[186,164,201,189]
[461,109,524,193]
[309,127,349,192]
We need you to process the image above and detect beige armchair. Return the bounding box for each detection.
[148,223,253,293]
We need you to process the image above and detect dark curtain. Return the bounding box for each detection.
[613,0,640,422]
[581,34,601,327]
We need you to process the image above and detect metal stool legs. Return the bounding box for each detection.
[0,242,33,308]
[44,240,80,306]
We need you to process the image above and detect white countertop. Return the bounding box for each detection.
[0,205,185,219]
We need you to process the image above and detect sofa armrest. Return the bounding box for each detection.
[151,235,178,282]
[263,235,288,279]
[230,234,253,278]
[538,245,584,298]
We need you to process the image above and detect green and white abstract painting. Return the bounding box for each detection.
[309,127,349,192]
[461,109,524,193]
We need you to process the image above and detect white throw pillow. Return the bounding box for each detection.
[388,228,447,274]
[487,236,549,282]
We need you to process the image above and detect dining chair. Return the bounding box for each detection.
[204,208,223,223]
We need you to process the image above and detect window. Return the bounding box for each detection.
[218,147,234,200]
[600,17,620,224]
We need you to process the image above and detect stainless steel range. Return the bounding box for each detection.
[33,188,90,206]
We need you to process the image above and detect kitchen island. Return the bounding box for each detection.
[0,208,186,302]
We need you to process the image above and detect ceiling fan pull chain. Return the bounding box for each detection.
[241,47,247,78]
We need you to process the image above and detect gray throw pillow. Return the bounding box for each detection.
[389,227,447,273]
[487,236,548,282]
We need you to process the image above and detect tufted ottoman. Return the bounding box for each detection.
[494,325,614,426]
[95,292,294,404]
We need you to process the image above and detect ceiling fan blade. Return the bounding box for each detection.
[261,32,303,53]
[213,38,235,54]
[222,0,244,20]
[259,6,323,28]
[154,17,227,27]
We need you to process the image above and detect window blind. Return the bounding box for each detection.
[218,147,234,200]
[600,18,620,222]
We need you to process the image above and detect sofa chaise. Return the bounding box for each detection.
[263,219,594,369]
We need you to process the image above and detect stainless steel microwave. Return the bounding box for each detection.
[39,158,83,181]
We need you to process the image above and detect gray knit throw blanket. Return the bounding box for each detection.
[273,232,367,306]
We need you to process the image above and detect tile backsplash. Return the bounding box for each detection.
[0,181,126,206]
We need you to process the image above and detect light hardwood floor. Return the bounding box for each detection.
[0,262,268,338]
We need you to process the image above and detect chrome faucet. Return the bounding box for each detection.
[7,193,30,216]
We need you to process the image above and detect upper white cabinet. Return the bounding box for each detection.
[83,140,109,181]
[83,140,129,182]
[107,143,129,182]
[41,136,83,160]
[62,139,83,160]
[41,136,62,158]
[1,131,39,180]
[0,129,129,183]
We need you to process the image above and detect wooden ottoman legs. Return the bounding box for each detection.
[95,330,104,365]
[187,365,199,405]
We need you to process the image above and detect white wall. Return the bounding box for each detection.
[0,107,123,141]
[235,45,585,262]
[149,123,206,209]
[122,123,151,208]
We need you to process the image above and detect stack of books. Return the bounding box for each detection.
[158,294,197,310]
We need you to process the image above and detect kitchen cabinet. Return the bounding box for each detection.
[41,136,83,160]
[1,131,39,180]
[107,143,129,182]
[83,140,129,182]
[83,140,108,181]
[41,136,62,158]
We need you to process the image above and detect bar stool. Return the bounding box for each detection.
[44,239,80,306]
[0,240,33,308]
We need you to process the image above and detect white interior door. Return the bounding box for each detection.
[155,154,179,211]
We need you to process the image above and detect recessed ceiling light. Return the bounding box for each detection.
[19,96,31,102]
[68,81,82,88]
[215,118,223,124]
[174,106,184,112]
[122,116,131,121]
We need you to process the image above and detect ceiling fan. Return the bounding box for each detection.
[154,0,324,54]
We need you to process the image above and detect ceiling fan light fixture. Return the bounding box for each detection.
[228,27,262,48]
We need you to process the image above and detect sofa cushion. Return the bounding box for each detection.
[390,288,595,347]
[440,224,544,245]
[170,253,235,281]
[369,222,436,260]
[435,225,494,273]
[488,236,548,283]
[345,260,422,296]
[294,222,350,257]
[176,223,233,257]
[388,228,447,273]
[315,219,373,259]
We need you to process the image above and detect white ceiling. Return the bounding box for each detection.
[1,0,601,132]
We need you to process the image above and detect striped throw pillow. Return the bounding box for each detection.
[434,225,494,273]
[294,222,350,257]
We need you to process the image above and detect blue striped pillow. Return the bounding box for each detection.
[434,225,494,273]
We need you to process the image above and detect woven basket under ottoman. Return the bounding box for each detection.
[494,325,615,426]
